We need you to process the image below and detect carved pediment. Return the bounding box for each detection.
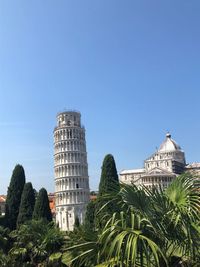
[146,167,173,175]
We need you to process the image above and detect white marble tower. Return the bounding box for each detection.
[54,111,90,231]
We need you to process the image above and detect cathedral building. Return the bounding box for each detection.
[120,133,200,188]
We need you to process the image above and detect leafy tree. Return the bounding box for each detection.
[5,165,26,230]
[98,154,119,196]
[0,227,13,266]
[33,188,52,222]
[17,182,35,226]
[0,226,11,254]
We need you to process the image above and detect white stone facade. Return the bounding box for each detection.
[54,111,90,231]
[185,162,200,187]
[120,133,199,189]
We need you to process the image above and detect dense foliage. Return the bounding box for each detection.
[74,216,80,229]
[0,164,63,266]
[33,188,52,222]
[17,182,35,226]
[83,200,96,231]
[65,174,200,267]
[5,165,26,230]
[0,161,199,267]
[0,220,65,267]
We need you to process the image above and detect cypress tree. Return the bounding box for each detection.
[5,164,26,230]
[17,182,35,226]
[98,154,120,195]
[33,188,52,222]
[84,200,96,231]
[96,154,120,229]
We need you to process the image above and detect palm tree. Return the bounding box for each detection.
[117,174,200,266]
[99,211,167,267]
[66,173,200,267]
[8,219,65,266]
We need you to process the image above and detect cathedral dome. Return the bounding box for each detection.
[158,133,181,152]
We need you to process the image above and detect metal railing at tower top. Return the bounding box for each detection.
[56,109,81,116]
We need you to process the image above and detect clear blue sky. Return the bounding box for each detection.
[0,1,200,194]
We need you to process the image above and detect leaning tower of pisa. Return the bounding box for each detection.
[54,111,90,231]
